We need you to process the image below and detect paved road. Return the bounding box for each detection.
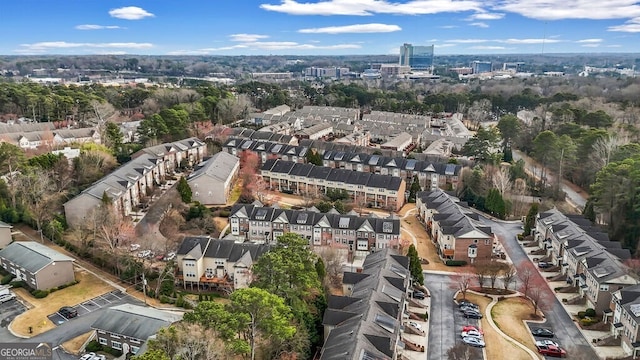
[483,217,597,360]
[513,150,587,211]
[424,272,483,360]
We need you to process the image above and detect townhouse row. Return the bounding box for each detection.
[533,209,640,357]
[229,204,401,254]
[416,189,496,263]
[64,137,206,228]
[261,159,406,211]
[222,136,462,190]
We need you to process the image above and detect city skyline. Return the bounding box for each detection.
[2,0,640,56]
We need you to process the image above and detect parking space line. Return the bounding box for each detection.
[78,303,91,312]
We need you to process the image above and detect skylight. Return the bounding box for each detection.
[256,209,268,220]
[383,222,393,233]
[297,213,308,224]
[339,217,350,228]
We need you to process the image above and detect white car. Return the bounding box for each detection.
[0,293,16,303]
[129,244,141,251]
[79,353,95,360]
[536,340,559,348]
[164,252,176,261]
[462,336,486,348]
[137,250,152,258]
[408,321,422,330]
[461,330,483,339]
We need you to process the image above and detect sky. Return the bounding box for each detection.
[3,0,640,56]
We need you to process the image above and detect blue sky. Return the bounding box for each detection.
[3,0,640,56]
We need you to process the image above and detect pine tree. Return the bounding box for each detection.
[406,244,424,285]
[176,177,192,203]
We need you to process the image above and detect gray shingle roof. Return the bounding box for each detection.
[91,304,182,341]
[0,241,74,273]
[187,151,239,183]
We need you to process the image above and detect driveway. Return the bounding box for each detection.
[483,216,597,360]
[424,272,484,360]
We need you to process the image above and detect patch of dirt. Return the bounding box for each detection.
[11,269,115,337]
[491,296,539,354]
[61,331,93,355]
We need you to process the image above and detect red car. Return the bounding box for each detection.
[538,345,566,358]
[462,325,484,335]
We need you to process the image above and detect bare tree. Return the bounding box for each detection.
[491,165,512,196]
[154,262,176,298]
[474,261,491,290]
[502,264,517,291]
[316,248,346,289]
[454,272,475,300]
[16,171,56,242]
[447,342,481,360]
[467,99,492,129]
[592,134,620,170]
[518,267,534,298]
[487,262,501,289]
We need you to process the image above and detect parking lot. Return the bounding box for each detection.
[47,290,127,325]
[0,297,26,328]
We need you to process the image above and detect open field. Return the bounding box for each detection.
[11,269,114,336]
[492,296,539,354]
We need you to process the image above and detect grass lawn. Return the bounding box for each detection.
[461,293,532,360]
[226,182,242,205]
[61,331,93,355]
[11,268,115,337]
[491,296,539,354]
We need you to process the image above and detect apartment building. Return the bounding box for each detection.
[535,209,635,314]
[608,285,640,357]
[416,189,495,262]
[320,249,410,360]
[0,241,75,291]
[175,237,271,291]
[187,151,239,205]
[64,137,206,228]
[261,159,406,211]
[222,137,461,190]
[229,204,401,253]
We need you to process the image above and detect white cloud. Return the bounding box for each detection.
[470,22,489,28]
[576,38,603,43]
[581,44,600,47]
[608,17,640,32]
[445,39,490,43]
[435,43,457,48]
[439,25,458,29]
[168,41,360,55]
[470,45,507,49]
[18,41,153,53]
[109,6,154,20]
[229,34,270,42]
[75,24,125,30]
[260,0,482,16]
[501,38,561,44]
[467,12,505,20]
[299,23,401,34]
[493,0,640,20]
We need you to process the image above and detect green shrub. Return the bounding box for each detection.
[577,311,586,319]
[580,318,599,326]
[421,312,428,320]
[1,274,14,285]
[31,289,49,298]
[585,308,596,317]
[159,295,175,304]
[219,210,231,217]
[445,260,467,267]
[85,340,102,352]
[103,347,123,357]
[9,280,24,288]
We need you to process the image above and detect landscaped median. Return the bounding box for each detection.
[491,296,540,354]
[9,268,115,336]
[461,293,534,360]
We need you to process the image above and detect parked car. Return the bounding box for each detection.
[463,309,483,319]
[412,290,425,300]
[538,262,552,269]
[79,353,95,360]
[58,306,78,319]
[531,328,555,338]
[408,321,422,330]
[460,305,479,313]
[462,336,486,348]
[137,250,152,258]
[462,325,483,334]
[461,330,483,339]
[537,345,566,357]
[459,300,479,309]
[164,252,176,261]
[93,355,106,360]
[129,244,141,251]
[536,340,560,348]
[0,293,16,303]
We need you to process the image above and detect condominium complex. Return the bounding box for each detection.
[261,159,406,211]
[229,204,401,253]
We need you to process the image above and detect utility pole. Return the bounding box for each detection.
[142,272,147,305]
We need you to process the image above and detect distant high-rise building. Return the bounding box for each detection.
[399,43,434,70]
[471,61,492,74]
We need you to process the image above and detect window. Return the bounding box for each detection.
[99,338,108,345]
[112,341,122,350]
[600,284,610,292]
[131,346,140,354]
[485,239,490,245]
